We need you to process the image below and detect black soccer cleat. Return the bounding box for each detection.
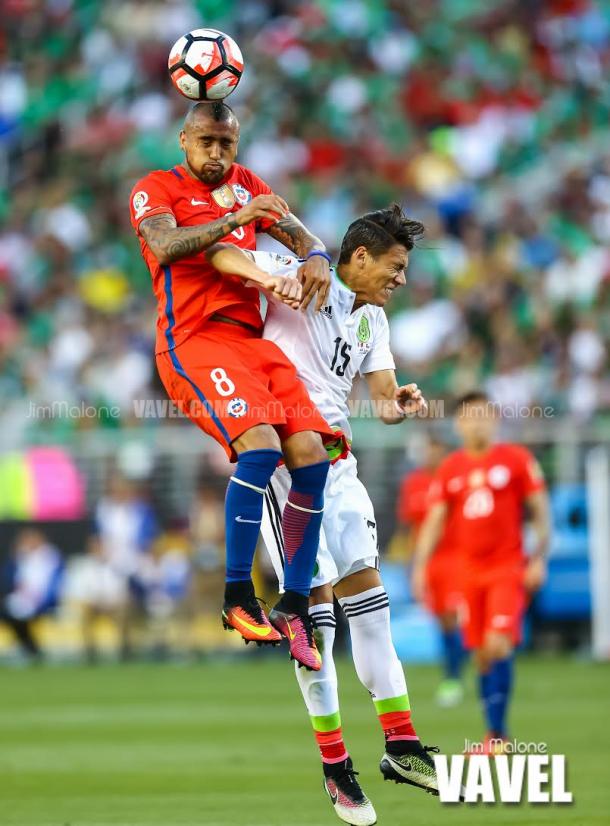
[323,758,377,825]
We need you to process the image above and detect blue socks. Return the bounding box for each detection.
[479,656,514,736]
[442,628,465,680]
[225,449,281,583]
[281,459,329,597]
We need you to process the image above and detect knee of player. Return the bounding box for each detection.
[283,431,329,469]
[483,633,513,663]
[233,424,282,454]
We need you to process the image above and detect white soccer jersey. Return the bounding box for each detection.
[251,251,395,439]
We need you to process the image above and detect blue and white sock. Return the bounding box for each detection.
[224,449,281,587]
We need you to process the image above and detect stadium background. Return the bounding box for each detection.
[0,1,609,825]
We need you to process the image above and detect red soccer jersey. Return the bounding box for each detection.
[396,467,454,557]
[129,163,276,354]
[430,443,545,572]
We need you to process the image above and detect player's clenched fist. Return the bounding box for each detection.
[396,383,428,417]
[263,274,302,309]
[236,194,290,226]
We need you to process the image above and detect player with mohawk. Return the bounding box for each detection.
[130,101,342,670]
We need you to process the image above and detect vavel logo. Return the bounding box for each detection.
[434,742,572,804]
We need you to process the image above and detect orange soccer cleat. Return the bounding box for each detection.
[222,599,282,645]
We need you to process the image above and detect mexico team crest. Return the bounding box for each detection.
[212,184,236,208]
[358,314,371,343]
[232,184,251,205]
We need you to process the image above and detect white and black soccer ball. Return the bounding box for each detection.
[168,28,244,101]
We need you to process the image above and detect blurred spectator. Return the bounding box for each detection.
[93,473,159,657]
[0,529,63,660]
[67,535,129,662]
[188,482,225,623]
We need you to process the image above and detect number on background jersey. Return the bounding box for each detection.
[463,487,494,519]
[210,367,235,396]
[330,337,352,376]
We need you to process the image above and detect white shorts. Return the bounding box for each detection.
[261,452,379,592]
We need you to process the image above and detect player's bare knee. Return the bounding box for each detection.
[282,431,328,469]
[475,648,490,672]
[439,611,459,632]
[232,424,281,454]
[483,632,512,663]
[310,583,333,606]
[334,567,382,599]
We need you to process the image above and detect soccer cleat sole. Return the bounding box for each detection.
[379,757,440,797]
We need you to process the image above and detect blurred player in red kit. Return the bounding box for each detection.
[412,392,550,751]
[396,436,465,707]
[129,101,339,670]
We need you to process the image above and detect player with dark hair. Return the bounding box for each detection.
[205,205,450,825]
[412,391,550,753]
[396,435,466,707]
[129,101,340,670]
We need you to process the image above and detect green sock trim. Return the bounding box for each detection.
[374,694,410,715]
[311,711,341,732]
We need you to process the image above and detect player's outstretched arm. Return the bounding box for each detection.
[411,502,448,602]
[265,213,330,311]
[139,195,289,265]
[364,370,428,424]
[205,243,302,309]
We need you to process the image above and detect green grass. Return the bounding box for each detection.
[0,655,608,825]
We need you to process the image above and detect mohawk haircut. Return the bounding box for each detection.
[338,204,425,264]
[184,100,238,128]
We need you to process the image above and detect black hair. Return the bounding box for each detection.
[453,389,490,413]
[338,203,425,264]
[185,101,237,126]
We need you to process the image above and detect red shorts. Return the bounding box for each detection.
[460,568,525,650]
[425,553,462,618]
[157,322,334,461]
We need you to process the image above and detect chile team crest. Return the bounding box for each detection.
[232,184,251,205]
[227,397,248,418]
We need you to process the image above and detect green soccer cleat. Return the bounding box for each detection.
[380,743,440,796]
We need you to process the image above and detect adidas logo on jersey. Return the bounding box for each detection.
[320,305,333,319]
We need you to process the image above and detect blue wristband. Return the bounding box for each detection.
[306,250,332,264]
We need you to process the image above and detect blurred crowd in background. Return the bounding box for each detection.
[0,0,609,446]
[0,0,603,660]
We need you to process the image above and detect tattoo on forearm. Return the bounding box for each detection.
[267,214,324,257]
[140,213,240,263]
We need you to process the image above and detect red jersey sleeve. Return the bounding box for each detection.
[515,446,546,498]
[243,168,277,232]
[130,173,176,233]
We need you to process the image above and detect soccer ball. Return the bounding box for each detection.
[168,28,244,101]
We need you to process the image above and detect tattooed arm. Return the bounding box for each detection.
[266,214,331,311]
[265,213,325,258]
[139,194,289,265]
[139,213,241,265]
